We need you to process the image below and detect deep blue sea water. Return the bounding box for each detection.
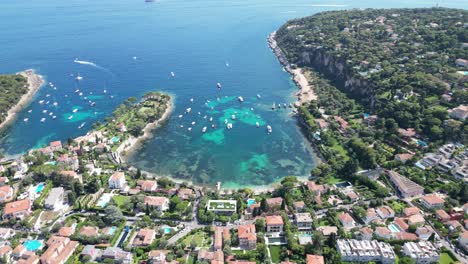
[0,0,466,187]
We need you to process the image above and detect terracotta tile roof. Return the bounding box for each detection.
[398,128,416,137]
[306,254,325,264]
[436,209,450,221]
[238,224,256,242]
[394,232,418,241]
[49,141,62,148]
[395,217,409,231]
[422,195,445,205]
[41,236,79,264]
[265,215,284,226]
[3,199,31,216]
[0,245,12,255]
[338,212,354,223]
[79,226,99,237]
[144,196,169,207]
[266,197,283,207]
[58,227,75,237]
[403,207,420,217]
[110,171,125,181]
[133,228,155,246]
[0,185,13,200]
[408,214,426,225]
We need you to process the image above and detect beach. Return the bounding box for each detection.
[118,100,174,163]
[268,32,317,106]
[0,69,44,131]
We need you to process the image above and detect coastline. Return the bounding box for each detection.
[268,32,317,106]
[0,69,44,132]
[118,100,174,164]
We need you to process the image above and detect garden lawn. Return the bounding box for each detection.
[439,253,456,264]
[112,195,130,208]
[269,246,281,263]
[181,230,210,248]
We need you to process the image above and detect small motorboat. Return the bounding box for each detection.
[40,118,46,123]
[68,115,73,120]
[75,74,83,80]
[39,100,45,104]
[42,110,47,114]
[272,103,276,110]
[224,119,228,124]
[188,127,192,131]
[226,123,233,129]
[52,116,57,119]
[267,125,272,134]
[191,121,196,125]
[257,94,261,99]
[178,115,183,118]
[202,127,207,133]
[27,110,32,113]
[73,109,78,113]
[231,115,236,120]
[186,108,192,113]
[170,72,175,77]
[23,118,29,122]
[217,82,222,89]
[255,122,260,127]
[78,122,86,129]
[190,98,194,103]
[238,96,244,102]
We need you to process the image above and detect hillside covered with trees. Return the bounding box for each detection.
[276,8,467,142]
[0,74,28,124]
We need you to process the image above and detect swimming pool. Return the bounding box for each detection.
[246,199,256,207]
[416,140,428,148]
[107,226,117,235]
[162,227,172,234]
[44,161,57,166]
[35,183,45,193]
[388,224,401,233]
[96,193,113,207]
[110,136,120,143]
[23,240,42,251]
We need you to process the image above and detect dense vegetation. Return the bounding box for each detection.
[276,8,467,142]
[0,74,28,124]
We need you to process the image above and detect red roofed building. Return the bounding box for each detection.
[0,185,14,203]
[132,229,156,247]
[266,197,283,209]
[305,181,327,194]
[214,227,224,251]
[144,196,169,212]
[138,180,158,192]
[238,224,256,249]
[49,141,63,151]
[306,254,325,264]
[3,199,31,220]
[403,207,420,217]
[421,195,445,209]
[338,212,355,229]
[40,235,79,264]
[395,153,414,164]
[177,188,194,200]
[436,209,450,222]
[265,215,284,233]
[108,172,127,190]
[398,128,417,138]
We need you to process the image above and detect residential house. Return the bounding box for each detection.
[435,209,450,222]
[0,185,13,203]
[338,212,355,229]
[58,227,75,237]
[376,206,395,219]
[387,170,424,198]
[177,188,194,200]
[79,226,99,238]
[305,181,327,194]
[360,227,373,240]
[80,245,102,262]
[459,231,468,250]
[40,235,79,264]
[108,172,127,190]
[266,197,283,210]
[238,224,256,249]
[49,141,63,152]
[403,207,420,217]
[144,196,170,212]
[317,226,338,236]
[448,105,468,120]
[408,214,425,226]
[2,199,31,220]
[420,195,445,210]
[395,153,414,164]
[132,229,155,247]
[100,247,132,264]
[138,180,158,192]
[365,208,380,224]
[294,213,313,231]
[0,245,12,263]
[44,187,65,211]
[0,227,15,240]
[265,215,284,233]
[148,250,169,264]
[394,217,409,231]
[375,227,392,240]
[416,226,434,241]
[293,201,306,212]
[306,254,325,264]
[403,241,439,264]
[337,239,396,264]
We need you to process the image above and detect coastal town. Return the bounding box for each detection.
[0,6,466,264]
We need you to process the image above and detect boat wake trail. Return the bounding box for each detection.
[73,58,113,75]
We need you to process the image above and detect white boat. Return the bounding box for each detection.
[217,82,222,89]
[267,125,272,134]
[255,122,259,127]
[103,89,107,94]
[79,92,83,96]
[53,102,58,106]
[190,98,194,103]
[49,112,53,116]
[46,94,50,97]
[39,100,45,104]
[226,123,233,129]
[72,109,78,113]
[75,89,80,93]
[40,118,46,122]
[170,72,175,77]
[202,127,207,133]
[52,116,57,119]
[209,117,213,122]
[27,110,32,113]
[225,62,229,67]
[272,103,276,110]
[188,127,192,131]
[133,56,137,60]
[224,119,228,124]
[75,74,83,80]
[191,121,196,125]
[78,122,86,129]
[289,103,293,108]
[42,110,47,114]
[68,115,73,120]
[238,96,244,102]
[211,124,215,128]
[178,115,183,118]
[198,112,201,115]
[45,101,50,105]
[23,118,29,122]
[203,115,207,119]
[186,108,192,113]
[231,115,236,120]
[283,103,287,108]
[180,125,184,128]
[257,94,261,99]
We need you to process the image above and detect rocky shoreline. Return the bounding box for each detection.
[0,69,44,131]
[117,100,174,164]
[268,32,317,106]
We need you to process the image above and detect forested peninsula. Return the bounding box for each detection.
[276,8,467,143]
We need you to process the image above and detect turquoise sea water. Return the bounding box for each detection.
[0,0,466,187]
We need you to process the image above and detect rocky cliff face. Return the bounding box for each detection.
[295,48,376,108]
